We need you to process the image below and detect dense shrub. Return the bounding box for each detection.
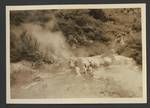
[89,9,108,21]
[10,31,42,62]
[10,32,21,62]
[10,10,53,26]
[55,9,110,46]
[10,11,28,26]
[116,33,142,65]
[19,31,42,61]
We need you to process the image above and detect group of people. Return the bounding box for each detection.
[69,54,115,77]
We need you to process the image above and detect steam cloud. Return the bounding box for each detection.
[12,19,74,60]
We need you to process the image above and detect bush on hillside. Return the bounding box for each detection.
[10,31,42,62]
[117,33,142,65]
[55,9,110,46]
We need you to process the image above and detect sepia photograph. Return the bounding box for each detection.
[6,4,147,104]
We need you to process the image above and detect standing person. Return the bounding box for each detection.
[88,65,93,77]
[75,66,81,77]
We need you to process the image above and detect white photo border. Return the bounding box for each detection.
[6,3,147,104]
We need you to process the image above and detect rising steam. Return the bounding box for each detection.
[12,18,74,60]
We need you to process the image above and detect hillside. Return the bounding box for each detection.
[10,8,142,64]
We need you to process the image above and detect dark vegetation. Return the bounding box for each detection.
[10,31,42,62]
[55,10,111,47]
[10,8,142,65]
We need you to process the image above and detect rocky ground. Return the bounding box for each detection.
[10,54,142,98]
